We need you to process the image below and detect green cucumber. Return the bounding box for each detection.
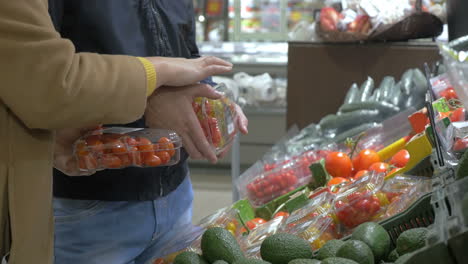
[338,102,400,116]
[391,82,403,107]
[359,77,375,102]
[412,68,428,94]
[344,83,360,104]
[333,123,380,143]
[371,88,381,102]
[400,69,414,95]
[319,110,381,132]
[378,77,395,102]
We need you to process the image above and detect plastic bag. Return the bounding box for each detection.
[74,127,181,172]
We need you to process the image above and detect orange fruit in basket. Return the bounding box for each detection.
[325,152,353,178]
[352,149,380,172]
[158,137,175,156]
[327,177,349,187]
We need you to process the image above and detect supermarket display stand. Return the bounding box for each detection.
[231,134,240,202]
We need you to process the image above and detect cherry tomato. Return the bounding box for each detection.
[118,154,132,166]
[158,137,176,156]
[209,117,222,146]
[101,155,122,169]
[390,149,410,168]
[108,139,127,154]
[153,259,166,264]
[450,107,466,122]
[368,162,389,174]
[129,146,142,166]
[144,154,162,167]
[325,152,353,178]
[78,154,98,170]
[273,212,290,218]
[137,137,154,152]
[327,177,349,187]
[246,218,266,230]
[75,140,89,156]
[126,137,138,147]
[352,149,381,172]
[353,170,368,181]
[439,87,459,100]
[156,151,171,164]
[453,137,468,152]
[388,167,399,175]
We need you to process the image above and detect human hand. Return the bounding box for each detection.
[146,56,232,89]
[145,83,223,163]
[54,126,101,176]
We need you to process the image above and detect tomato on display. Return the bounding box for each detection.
[353,170,368,181]
[327,177,349,187]
[352,149,381,172]
[368,162,389,174]
[450,107,466,122]
[390,149,410,168]
[325,152,353,178]
[439,87,459,100]
[454,137,468,152]
[273,211,290,219]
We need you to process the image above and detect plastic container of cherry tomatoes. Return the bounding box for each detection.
[239,216,287,258]
[332,171,386,232]
[280,192,339,251]
[74,127,181,172]
[193,83,238,156]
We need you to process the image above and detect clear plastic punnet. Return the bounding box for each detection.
[74,127,181,172]
[193,83,238,156]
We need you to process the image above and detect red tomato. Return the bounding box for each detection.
[439,87,459,100]
[101,155,122,169]
[327,177,349,187]
[352,149,381,172]
[450,107,466,122]
[137,137,154,152]
[368,162,389,174]
[390,149,410,168]
[78,154,98,170]
[209,117,222,146]
[325,152,353,178]
[126,137,138,147]
[156,151,171,164]
[273,212,290,218]
[353,170,368,181]
[118,154,132,167]
[153,258,166,264]
[246,218,266,230]
[129,146,142,166]
[75,140,89,156]
[109,139,127,154]
[144,154,162,167]
[454,137,468,152]
[158,137,176,156]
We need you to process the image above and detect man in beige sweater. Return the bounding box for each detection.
[0,0,232,263]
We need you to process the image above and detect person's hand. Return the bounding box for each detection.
[145,83,223,163]
[54,126,100,176]
[146,56,232,89]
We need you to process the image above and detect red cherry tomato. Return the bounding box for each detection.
[390,149,410,168]
[450,107,466,122]
[156,151,171,164]
[129,146,142,166]
[368,162,389,174]
[153,258,166,264]
[78,154,98,170]
[101,155,122,169]
[327,177,349,187]
[325,152,353,178]
[273,212,290,219]
[353,170,368,181]
[144,154,162,167]
[109,139,127,154]
[137,137,154,152]
[85,135,105,154]
[75,140,89,157]
[246,218,266,230]
[126,137,138,147]
[352,149,381,172]
[453,137,468,152]
[439,87,459,100]
[117,154,132,167]
[158,137,176,156]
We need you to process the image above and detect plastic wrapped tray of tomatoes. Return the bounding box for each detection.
[193,83,237,156]
[74,127,181,172]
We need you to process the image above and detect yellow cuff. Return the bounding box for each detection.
[137,57,157,97]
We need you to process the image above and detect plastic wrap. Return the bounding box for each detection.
[74,127,181,172]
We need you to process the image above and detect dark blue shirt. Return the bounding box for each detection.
[49,0,202,200]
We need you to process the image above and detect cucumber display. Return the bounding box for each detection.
[390,82,402,106]
[400,69,414,95]
[319,110,381,133]
[338,101,400,116]
[344,83,360,104]
[378,77,395,102]
[412,68,428,94]
[359,77,374,102]
[333,123,381,143]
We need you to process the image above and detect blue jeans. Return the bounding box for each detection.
[53,176,194,264]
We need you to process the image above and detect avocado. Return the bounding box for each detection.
[394,254,412,264]
[260,233,313,264]
[456,150,468,179]
[214,261,230,264]
[321,257,359,264]
[351,222,390,261]
[387,249,399,262]
[174,252,209,264]
[396,228,428,255]
[316,240,345,260]
[336,240,374,264]
[201,227,244,263]
[232,258,271,264]
[288,259,321,264]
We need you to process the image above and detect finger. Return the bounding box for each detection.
[203,65,233,79]
[235,105,249,134]
[187,112,218,163]
[180,132,204,160]
[190,84,223,100]
[201,56,233,68]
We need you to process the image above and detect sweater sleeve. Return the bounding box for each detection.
[0,0,151,129]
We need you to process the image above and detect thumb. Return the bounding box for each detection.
[191,84,223,100]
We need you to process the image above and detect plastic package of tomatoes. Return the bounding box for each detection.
[333,171,386,232]
[382,175,432,219]
[238,152,319,207]
[193,83,238,156]
[444,121,468,154]
[239,216,287,258]
[74,127,181,172]
[280,192,339,250]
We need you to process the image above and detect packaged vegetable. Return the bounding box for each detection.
[193,83,238,156]
[239,216,287,258]
[74,127,181,172]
